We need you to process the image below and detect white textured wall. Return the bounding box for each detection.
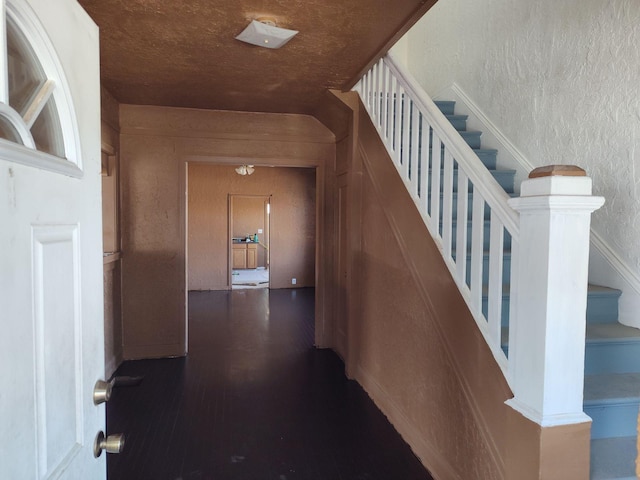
[406,0,640,274]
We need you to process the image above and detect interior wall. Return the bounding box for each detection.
[319,91,591,479]
[188,166,315,290]
[232,196,264,241]
[119,105,335,359]
[405,0,640,282]
[314,90,360,366]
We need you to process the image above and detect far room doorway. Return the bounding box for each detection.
[230,194,271,289]
[186,162,317,294]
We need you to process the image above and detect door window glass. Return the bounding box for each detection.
[1,11,66,160]
[0,114,22,143]
[32,96,64,157]
[7,17,46,117]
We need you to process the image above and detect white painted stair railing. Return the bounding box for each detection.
[354,53,604,428]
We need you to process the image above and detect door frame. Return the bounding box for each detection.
[228,193,271,288]
[183,156,329,349]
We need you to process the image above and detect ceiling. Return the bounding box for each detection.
[77,0,436,115]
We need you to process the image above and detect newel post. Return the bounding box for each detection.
[506,166,604,426]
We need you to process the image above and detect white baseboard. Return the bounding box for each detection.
[435,83,640,328]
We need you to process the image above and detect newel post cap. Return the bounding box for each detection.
[520,165,592,197]
[528,165,586,178]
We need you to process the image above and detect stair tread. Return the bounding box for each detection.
[446,114,468,120]
[590,436,637,480]
[478,283,620,298]
[586,323,640,343]
[426,147,498,154]
[585,284,623,298]
[584,372,640,403]
[438,191,518,198]
[473,148,498,154]
[432,167,516,175]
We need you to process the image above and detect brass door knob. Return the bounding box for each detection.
[93,431,125,457]
[93,379,114,405]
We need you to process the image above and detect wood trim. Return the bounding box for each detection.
[529,165,586,178]
[0,139,83,178]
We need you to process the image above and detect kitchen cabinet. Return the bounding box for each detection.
[232,242,257,269]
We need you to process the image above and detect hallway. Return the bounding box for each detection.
[106,289,433,480]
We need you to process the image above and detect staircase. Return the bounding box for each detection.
[434,100,638,480]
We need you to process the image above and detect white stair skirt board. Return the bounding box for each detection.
[232,268,269,288]
[435,83,640,330]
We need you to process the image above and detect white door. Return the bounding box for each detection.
[0,0,106,478]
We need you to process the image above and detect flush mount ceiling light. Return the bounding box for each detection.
[235,165,255,175]
[235,18,298,49]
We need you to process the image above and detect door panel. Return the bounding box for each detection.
[33,226,83,475]
[0,1,104,478]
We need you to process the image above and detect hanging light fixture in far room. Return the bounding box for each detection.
[235,17,298,49]
[235,165,255,176]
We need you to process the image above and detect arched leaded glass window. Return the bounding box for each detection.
[0,0,81,176]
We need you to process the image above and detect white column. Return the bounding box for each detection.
[506,169,604,426]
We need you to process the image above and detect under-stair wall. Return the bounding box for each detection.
[319,90,591,479]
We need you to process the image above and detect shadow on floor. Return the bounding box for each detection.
[107,288,433,480]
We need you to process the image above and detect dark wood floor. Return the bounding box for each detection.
[107,288,434,480]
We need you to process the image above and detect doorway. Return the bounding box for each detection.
[185,163,316,293]
[229,195,271,289]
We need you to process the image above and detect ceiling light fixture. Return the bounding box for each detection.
[235,18,298,49]
[235,165,255,176]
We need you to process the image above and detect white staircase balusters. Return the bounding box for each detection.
[354,52,604,428]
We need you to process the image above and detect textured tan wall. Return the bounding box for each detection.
[356,167,509,478]
[232,196,264,241]
[119,104,334,359]
[188,165,315,290]
[323,92,591,479]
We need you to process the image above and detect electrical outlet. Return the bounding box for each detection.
[291,278,297,285]
[257,228,263,234]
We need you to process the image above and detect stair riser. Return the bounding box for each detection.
[450,221,513,251]
[498,294,624,355]
[439,193,518,222]
[585,343,640,375]
[439,195,490,222]
[427,169,516,194]
[587,296,621,325]
[447,115,468,131]
[421,149,497,170]
[427,130,481,149]
[585,403,640,439]
[434,101,455,115]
